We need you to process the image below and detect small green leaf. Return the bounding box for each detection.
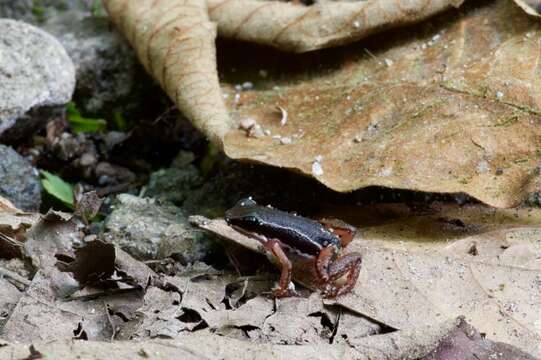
[40,170,75,208]
[31,6,46,23]
[90,0,104,16]
[66,102,107,134]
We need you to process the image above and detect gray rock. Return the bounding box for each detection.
[1,2,147,118]
[146,165,203,206]
[44,10,143,116]
[102,194,217,262]
[0,0,96,23]
[0,145,42,211]
[0,19,75,143]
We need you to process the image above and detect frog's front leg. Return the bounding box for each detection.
[316,246,362,298]
[264,239,296,298]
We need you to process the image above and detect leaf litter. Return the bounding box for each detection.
[1,200,540,357]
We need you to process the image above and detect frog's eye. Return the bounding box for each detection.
[236,197,257,207]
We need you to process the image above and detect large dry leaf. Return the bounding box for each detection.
[103,0,231,145]
[514,0,541,16]
[192,203,541,357]
[105,0,541,207]
[207,0,464,52]
[223,0,541,208]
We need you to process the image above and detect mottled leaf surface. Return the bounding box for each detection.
[223,0,541,208]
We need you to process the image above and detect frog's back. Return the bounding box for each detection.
[226,202,340,256]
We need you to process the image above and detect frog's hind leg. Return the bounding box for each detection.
[316,248,362,298]
[265,239,296,298]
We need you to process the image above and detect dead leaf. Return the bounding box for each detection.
[132,286,187,338]
[1,317,530,359]
[422,318,537,360]
[514,0,541,16]
[115,247,156,289]
[0,197,39,258]
[103,0,231,145]
[0,196,19,212]
[207,0,464,52]
[56,240,115,286]
[55,239,157,290]
[2,270,113,342]
[223,0,541,208]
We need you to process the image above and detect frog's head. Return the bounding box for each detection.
[225,197,261,231]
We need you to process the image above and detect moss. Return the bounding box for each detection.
[31,5,46,22]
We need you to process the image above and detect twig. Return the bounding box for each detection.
[0,266,31,287]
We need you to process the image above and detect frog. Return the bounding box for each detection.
[224,198,362,298]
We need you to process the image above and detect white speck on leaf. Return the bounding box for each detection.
[378,167,393,177]
[277,106,288,126]
[477,160,490,174]
[312,160,324,176]
[249,124,265,138]
[280,137,292,145]
[239,117,257,130]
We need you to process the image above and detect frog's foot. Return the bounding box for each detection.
[273,281,298,298]
[316,249,362,298]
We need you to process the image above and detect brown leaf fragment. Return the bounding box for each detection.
[103,0,231,146]
[261,295,333,345]
[514,0,541,16]
[56,240,157,290]
[24,217,80,269]
[132,286,188,339]
[0,196,17,212]
[202,296,273,333]
[2,270,113,342]
[331,307,382,344]
[334,245,541,357]
[56,240,115,286]
[0,198,39,258]
[115,247,156,289]
[422,318,537,360]
[208,0,464,53]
